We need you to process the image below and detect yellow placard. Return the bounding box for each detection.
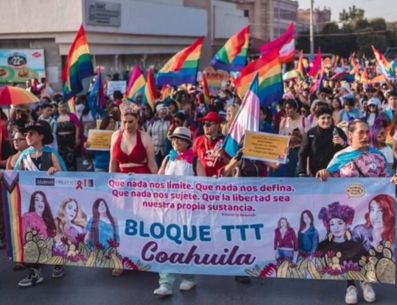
[87,129,114,151]
[243,131,290,164]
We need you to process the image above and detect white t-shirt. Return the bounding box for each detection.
[379,146,394,164]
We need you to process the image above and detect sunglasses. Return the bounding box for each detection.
[203,122,215,127]
[13,138,26,142]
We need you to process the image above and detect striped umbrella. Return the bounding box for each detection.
[0,86,39,106]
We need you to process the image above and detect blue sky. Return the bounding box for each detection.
[298,0,397,22]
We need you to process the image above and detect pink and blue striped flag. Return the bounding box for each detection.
[224,74,260,158]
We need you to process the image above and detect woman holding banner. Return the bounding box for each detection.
[108,103,157,276]
[154,126,205,296]
[14,120,67,288]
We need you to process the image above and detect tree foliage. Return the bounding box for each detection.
[297,6,397,58]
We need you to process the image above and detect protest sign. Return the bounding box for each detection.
[86,129,114,151]
[243,131,290,164]
[107,80,126,96]
[2,171,395,283]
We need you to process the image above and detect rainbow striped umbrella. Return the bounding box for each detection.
[0,86,39,106]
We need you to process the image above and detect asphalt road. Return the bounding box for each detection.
[0,249,396,305]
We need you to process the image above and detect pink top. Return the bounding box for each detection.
[22,212,49,242]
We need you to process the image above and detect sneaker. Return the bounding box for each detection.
[345,285,358,305]
[361,282,376,303]
[82,159,89,166]
[153,286,173,296]
[18,268,44,288]
[179,279,196,291]
[52,265,65,279]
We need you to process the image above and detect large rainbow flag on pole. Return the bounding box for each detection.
[126,65,146,100]
[211,26,250,72]
[62,25,94,100]
[260,22,295,64]
[235,55,283,107]
[144,68,158,111]
[224,74,260,158]
[157,37,204,87]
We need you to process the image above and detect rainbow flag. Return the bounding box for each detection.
[144,68,158,110]
[202,74,211,104]
[62,25,94,100]
[67,97,77,114]
[126,65,146,100]
[224,74,260,158]
[260,22,295,64]
[372,46,394,78]
[160,85,172,102]
[235,54,283,107]
[157,37,204,87]
[1,173,23,262]
[211,26,249,72]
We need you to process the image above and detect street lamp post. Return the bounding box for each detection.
[310,0,314,54]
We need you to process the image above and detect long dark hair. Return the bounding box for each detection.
[91,198,117,245]
[299,210,314,233]
[29,191,56,237]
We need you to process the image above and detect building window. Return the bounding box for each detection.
[244,10,249,17]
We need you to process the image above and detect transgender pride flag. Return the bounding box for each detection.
[224,74,260,158]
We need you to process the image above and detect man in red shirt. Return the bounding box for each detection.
[193,112,230,177]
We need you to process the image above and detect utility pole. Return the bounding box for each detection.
[310,0,314,54]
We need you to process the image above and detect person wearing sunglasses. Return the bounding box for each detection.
[193,112,229,177]
[6,130,28,170]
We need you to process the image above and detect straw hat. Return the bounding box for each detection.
[168,127,192,144]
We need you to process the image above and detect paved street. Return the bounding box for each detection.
[0,250,396,305]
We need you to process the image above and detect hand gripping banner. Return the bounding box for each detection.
[1,171,395,283]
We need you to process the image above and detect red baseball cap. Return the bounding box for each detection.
[199,111,222,124]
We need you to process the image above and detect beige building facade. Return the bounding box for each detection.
[0,0,247,89]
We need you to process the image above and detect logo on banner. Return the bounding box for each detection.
[75,179,95,190]
[346,184,366,198]
[35,178,55,186]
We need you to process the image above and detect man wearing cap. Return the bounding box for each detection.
[193,112,230,177]
[154,126,205,296]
